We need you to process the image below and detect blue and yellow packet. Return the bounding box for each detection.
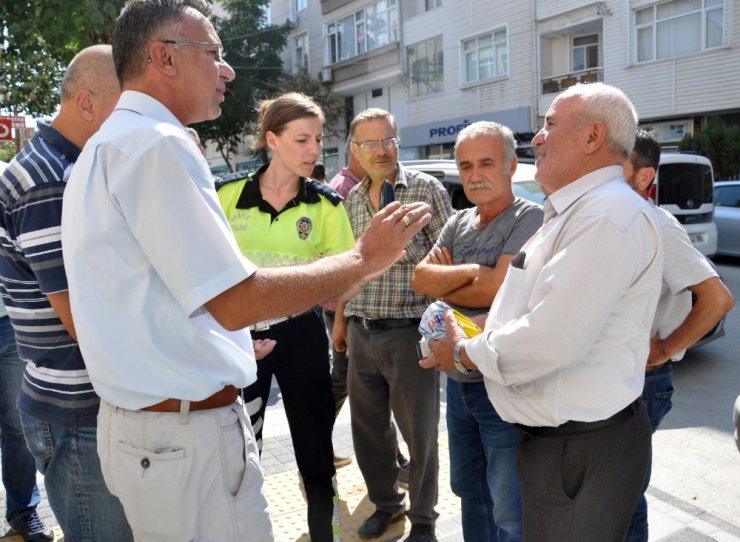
[418,300,482,340]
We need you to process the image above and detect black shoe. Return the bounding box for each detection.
[403,523,437,542]
[398,455,410,490]
[9,511,54,542]
[358,508,406,539]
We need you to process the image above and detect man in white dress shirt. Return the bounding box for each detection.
[423,82,664,541]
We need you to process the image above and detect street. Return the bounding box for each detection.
[647,256,740,539]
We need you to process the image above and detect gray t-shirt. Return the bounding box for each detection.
[437,197,544,382]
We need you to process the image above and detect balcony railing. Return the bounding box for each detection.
[541,68,604,94]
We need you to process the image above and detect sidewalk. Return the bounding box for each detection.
[3,376,740,541]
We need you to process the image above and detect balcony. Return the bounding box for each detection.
[541,67,603,94]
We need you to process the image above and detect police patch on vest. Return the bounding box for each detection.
[296,217,313,240]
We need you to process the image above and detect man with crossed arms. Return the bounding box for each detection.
[412,121,542,542]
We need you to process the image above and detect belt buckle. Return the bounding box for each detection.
[361,317,371,330]
[254,320,270,332]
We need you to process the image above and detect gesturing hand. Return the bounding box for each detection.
[355,201,432,275]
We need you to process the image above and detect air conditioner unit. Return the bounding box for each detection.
[319,67,333,82]
[285,13,298,26]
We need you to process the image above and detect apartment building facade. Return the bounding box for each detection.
[268,0,739,175]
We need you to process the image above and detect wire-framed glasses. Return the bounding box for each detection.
[161,39,225,63]
[353,137,400,152]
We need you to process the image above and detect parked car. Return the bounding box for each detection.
[713,180,740,257]
[401,159,544,209]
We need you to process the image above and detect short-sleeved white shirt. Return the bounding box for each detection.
[62,91,258,410]
[653,205,717,361]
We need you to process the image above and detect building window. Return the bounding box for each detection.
[635,0,725,63]
[294,0,307,12]
[408,35,444,97]
[572,34,599,71]
[326,0,399,64]
[293,33,308,72]
[425,0,442,11]
[463,28,508,84]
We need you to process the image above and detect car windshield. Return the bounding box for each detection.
[657,163,713,208]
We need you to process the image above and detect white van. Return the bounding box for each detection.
[653,153,718,257]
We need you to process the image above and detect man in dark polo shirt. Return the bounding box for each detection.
[0,45,132,541]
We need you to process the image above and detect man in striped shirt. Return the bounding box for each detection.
[0,45,132,541]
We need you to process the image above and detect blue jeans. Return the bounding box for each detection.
[625,362,674,542]
[18,410,133,541]
[0,316,41,524]
[447,379,522,542]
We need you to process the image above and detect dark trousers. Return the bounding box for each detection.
[517,400,651,542]
[244,311,337,542]
[626,362,674,542]
[347,318,439,525]
[321,309,349,419]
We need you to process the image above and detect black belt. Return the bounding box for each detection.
[516,398,642,437]
[352,316,421,331]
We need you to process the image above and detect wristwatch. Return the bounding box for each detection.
[453,339,471,374]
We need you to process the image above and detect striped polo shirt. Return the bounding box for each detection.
[0,122,99,427]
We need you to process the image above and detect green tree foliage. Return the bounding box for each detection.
[0,141,17,163]
[0,1,122,115]
[679,117,740,180]
[1,0,342,172]
[278,67,347,142]
[195,0,291,171]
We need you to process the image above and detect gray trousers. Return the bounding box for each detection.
[347,318,439,525]
[517,400,651,542]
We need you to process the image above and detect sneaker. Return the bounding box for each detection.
[9,511,54,542]
[397,455,410,490]
[403,523,437,542]
[333,454,353,469]
[358,508,406,539]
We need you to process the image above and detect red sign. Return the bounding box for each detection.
[10,115,26,128]
[0,118,13,141]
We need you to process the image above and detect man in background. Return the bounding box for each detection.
[623,130,734,541]
[324,143,410,480]
[0,45,132,541]
[334,108,452,542]
[0,303,52,542]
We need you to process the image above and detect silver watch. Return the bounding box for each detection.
[453,340,471,374]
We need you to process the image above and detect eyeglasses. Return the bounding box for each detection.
[352,137,400,152]
[161,39,225,63]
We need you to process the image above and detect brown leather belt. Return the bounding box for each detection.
[142,385,238,412]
